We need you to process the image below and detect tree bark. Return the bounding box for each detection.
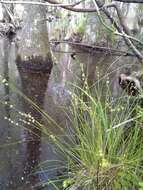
[15,3,53,73]
[13,3,53,188]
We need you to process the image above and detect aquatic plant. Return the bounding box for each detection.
[48,85,143,190]
[1,74,143,190]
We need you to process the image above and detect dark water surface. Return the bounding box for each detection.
[0,40,139,189]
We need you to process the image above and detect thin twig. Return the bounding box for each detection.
[114,31,143,46]
[3,4,16,27]
[0,0,82,7]
[94,0,143,61]
[46,0,105,12]
[114,0,143,3]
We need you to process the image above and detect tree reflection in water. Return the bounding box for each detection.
[18,70,50,189]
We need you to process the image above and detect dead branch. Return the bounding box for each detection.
[1,0,142,60]
[94,0,143,61]
[114,0,143,3]
[46,0,143,49]
[50,40,136,56]
[114,31,143,46]
[0,0,102,12]
[46,0,104,12]
[105,3,131,36]
[3,4,16,27]
[0,0,84,7]
[104,3,143,46]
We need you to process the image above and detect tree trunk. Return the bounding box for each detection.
[15,3,53,73]
[13,3,53,189]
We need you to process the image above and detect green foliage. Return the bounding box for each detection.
[2,75,143,190]
[106,28,116,43]
[49,84,143,190]
[75,14,87,34]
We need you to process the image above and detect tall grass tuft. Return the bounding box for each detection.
[51,85,143,190]
[2,76,143,189]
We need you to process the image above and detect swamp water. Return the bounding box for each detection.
[0,41,140,190]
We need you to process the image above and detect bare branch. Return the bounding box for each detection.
[3,4,16,27]
[1,0,142,60]
[0,0,83,7]
[105,3,131,36]
[114,31,143,46]
[94,0,143,61]
[104,3,143,46]
[50,40,136,57]
[0,0,112,13]
[45,0,100,12]
[48,0,143,60]
[114,0,143,3]
[46,0,143,48]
